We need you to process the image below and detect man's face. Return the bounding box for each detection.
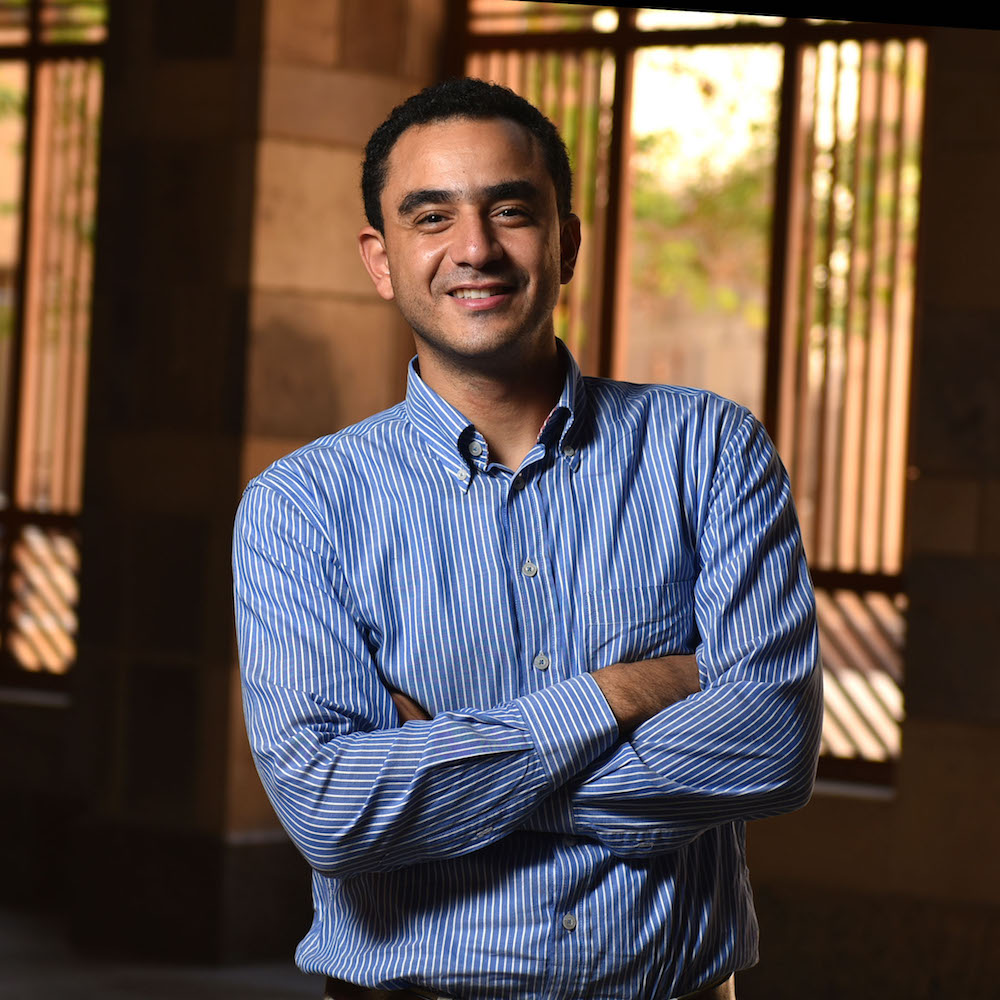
[358,116,580,376]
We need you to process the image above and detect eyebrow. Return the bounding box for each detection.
[396,180,543,219]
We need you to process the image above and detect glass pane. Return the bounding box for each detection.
[817,588,904,762]
[41,0,108,43]
[0,61,27,512]
[4,524,78,674]
[636,9,784,30]
[469,1,618,35]
[0,1,29,44]
[15,59,102,514]
[775,39,925,575]
[616,45,782,417]
[466,47,616,374]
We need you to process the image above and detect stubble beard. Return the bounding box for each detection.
[402,279,561,380]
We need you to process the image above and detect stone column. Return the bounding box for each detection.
[74,0,445,961]
[894,24,1000,905]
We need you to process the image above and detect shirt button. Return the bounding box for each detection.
[521,559,538,578]
[467,440,483,458]
[532,652,550,671]
[562,913,578,931]
[562,445,576,458]
[512,474,526,491]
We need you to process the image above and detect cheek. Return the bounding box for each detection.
[384,237,442,281]
[525,232,562,272]
[533,243,564,293]
[415,245,449,283]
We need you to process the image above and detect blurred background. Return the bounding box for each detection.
[0,2,997,997]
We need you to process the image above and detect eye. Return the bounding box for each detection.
[414,211,449,229]
[494,206,531,223]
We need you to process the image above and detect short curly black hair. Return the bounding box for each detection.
[361,78,573,233]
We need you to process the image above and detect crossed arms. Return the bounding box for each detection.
[233,413,823,878]
[393,653,702,734]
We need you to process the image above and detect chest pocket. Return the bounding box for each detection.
[584,581,696,670]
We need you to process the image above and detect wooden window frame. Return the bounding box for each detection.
[0,0,106,691]
[449,5,929,784]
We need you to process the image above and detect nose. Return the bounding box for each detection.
[450,210,503,269]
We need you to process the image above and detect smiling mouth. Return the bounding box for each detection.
[449,286,513,300]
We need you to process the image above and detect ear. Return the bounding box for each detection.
[559,213,582,284]
[358,226,395,301]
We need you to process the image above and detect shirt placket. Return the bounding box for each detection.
[504,463,559,696]
[503,456,592,997]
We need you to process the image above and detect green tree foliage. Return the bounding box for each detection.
[630,122,773,331]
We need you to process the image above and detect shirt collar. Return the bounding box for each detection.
[542,338,586,458]
[403,341,588,489]
[404,359,476,489]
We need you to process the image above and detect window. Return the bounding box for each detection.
[454,5,927,781]
[0,0,106,685]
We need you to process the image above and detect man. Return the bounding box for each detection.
[233,78,822,1000]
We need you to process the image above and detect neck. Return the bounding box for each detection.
[416,341,564,470]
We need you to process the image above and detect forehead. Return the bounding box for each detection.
[382,116,553,207]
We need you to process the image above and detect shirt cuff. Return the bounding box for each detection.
[514,673,619,789]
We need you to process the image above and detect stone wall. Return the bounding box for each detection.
[242,0,447,484]
[741,26,1000,999]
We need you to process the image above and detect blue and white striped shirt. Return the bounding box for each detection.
[233,348,822,1000]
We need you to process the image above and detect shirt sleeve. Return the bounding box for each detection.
[528,410,823,856]
[233,481,619,879]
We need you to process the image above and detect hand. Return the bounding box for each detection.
[591,654,701,734]
[391,688,432,724]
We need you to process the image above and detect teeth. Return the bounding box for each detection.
[452,288,499,299]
